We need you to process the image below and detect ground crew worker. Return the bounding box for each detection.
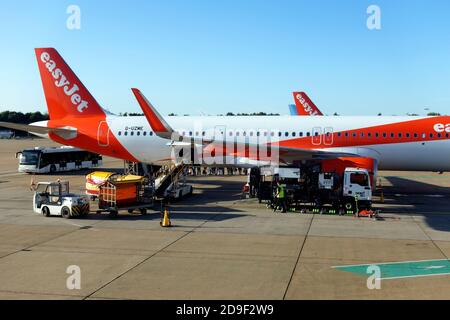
[274,181,287,213]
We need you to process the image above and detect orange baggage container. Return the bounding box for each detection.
[97,174,145,209]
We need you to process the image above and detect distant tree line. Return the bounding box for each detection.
[0,111,49,136]
[120,112,144,116]
[118,111,444,117]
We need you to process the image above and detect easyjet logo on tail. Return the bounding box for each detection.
[433,123,450,133]
[40,52,88,113]
[295,93,319,116]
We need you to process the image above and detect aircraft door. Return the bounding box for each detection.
[97,121,110,147]
[214,125,226,165]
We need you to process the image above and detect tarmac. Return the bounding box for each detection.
[0,139,449,299]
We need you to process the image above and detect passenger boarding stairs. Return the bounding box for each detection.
[123,160,188,200]
[154,163,188,198]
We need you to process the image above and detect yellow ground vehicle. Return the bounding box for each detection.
[87,172,154,217]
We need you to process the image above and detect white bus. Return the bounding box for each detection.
[0,130,14,139]
[17,146,102,174]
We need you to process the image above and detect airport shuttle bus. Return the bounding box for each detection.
[16,146,102,174]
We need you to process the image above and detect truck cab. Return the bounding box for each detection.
[342,167,372,210]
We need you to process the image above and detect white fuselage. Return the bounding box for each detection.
[105,115,450,171]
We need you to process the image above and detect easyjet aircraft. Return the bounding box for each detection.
[1,48,450,174]
[292,92,323,116]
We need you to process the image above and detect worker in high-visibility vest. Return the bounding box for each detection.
[274,181,287,213]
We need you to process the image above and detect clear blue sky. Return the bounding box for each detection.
[0,0,449,116]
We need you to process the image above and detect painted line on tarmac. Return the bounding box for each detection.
[333,259,450,280]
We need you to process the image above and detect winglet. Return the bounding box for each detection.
[131,88,173,139]
[292,92,323,116]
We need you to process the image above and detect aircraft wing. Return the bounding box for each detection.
[0,122,77,139]
[131,88,360,162]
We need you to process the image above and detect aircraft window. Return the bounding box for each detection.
[430,133,434,138]
[150,132,154,136]
[414,133,418,138]
[422,133,426,139]
[271,132,274,137]
[299,132,303,137]
[368,133,372,138]
[278,132,282,137]
[337,132,341,137]
[438,133,442,138]
[292,132,296,137]
[406,133,410,138]
[118,131,122,136]
[143,131,147,136]
[360,132,364,137]
[315,132,319,137]
[189,131,192,136]
[257,132,260,137]
[285,132,289,137]
[130,132,134,136]
[345,132,349,137]
[202,131,206,136]
[124,132,128,136]
[446,133,449,138]
[306,132,311,137]
[263,132,267,137]
[182,131,185,136]
[375,133,379,138]
[352,133,356,137]
[390,133,394,138]
[250,132,254,137]
[243,131,247,136]
[195,132,199,136]
[229,132,233,136]
[398,133,402,138]
[382,133,387,138]
[137,132,141,136]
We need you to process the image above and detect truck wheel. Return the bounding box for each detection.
[127,209,134,214]
[42,207,50,217]
[344,202,354,213]
[61,207,71,219]
[109,210,118,218]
